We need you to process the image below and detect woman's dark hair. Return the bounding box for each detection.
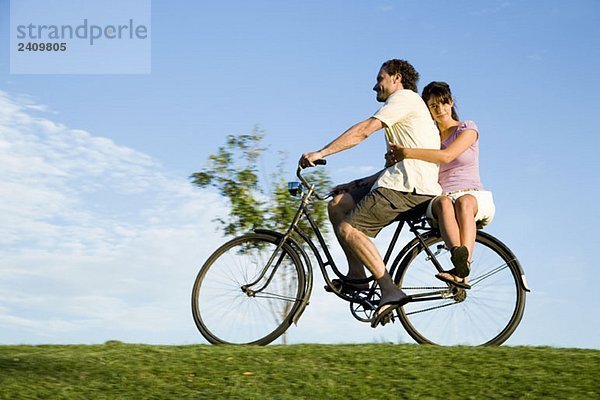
[381,59,419,93]
[421,81,459,120]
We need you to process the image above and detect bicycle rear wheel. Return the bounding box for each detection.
[192,233,306,345]
[395,232,526,346]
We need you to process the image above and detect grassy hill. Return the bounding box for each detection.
[0,342,598,399]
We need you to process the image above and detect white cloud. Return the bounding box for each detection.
[0,91,228,344]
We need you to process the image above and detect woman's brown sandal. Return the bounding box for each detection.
[435,269,471,289]
[450,246,470,278]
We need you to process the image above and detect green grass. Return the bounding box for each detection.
[0,342,598,399]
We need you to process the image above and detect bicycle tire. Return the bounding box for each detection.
[191,233,306,345]
[394,231,526,346]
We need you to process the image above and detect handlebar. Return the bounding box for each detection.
[296,160,330,201]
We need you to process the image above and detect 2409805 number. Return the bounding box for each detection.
[17,42,67,51]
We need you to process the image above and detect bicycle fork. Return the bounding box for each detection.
[241,185,314,296]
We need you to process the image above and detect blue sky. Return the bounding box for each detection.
[1,0,599,348]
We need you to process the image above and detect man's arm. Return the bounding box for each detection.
[299,117,383,168]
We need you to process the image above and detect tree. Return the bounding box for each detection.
[190,127,331,238]
[191,128,332,345]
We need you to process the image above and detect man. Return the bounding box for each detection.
[299,59,442,327]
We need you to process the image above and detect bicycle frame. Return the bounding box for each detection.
[244,167,448,304]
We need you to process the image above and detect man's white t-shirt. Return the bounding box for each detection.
[372,89,443,196]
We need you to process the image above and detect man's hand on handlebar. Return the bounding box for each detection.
[295,157,329,200]
[299,151,325,169]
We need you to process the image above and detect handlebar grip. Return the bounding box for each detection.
[314,159,327,166]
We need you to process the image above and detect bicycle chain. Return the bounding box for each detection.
[404,286,447,290]
[405,300,458,316]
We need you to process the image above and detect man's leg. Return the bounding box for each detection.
[328,192,367,282]
[336,220,385,279]
[337,220,406,309]
[339,188,433,325]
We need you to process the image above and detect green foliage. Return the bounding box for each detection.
[268,168,331,237]
[190,129,266,236]
[190,128,331,238]
[0,343,598,399]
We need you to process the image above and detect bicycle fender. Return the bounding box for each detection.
[253,229,312,276]
[476,231,531,292]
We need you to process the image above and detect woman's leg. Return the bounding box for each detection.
[433,195,474,287]
[454,194,479,259]
[432,196,461,249]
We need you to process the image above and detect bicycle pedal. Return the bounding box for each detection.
[380,313,395,326]
[353,291,375,302]
[354,298,375,311]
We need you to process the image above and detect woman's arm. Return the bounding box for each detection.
[388,129,478,165]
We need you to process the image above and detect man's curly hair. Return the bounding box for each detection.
[381,59,419,93]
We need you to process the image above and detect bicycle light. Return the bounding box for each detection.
[288,181,303,197]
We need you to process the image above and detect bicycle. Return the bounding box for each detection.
[191,162,530,346]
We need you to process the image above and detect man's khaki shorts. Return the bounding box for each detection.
[346,187,434,238]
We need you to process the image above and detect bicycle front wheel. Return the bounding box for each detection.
[192,233,306,345]
[395,232,526,346]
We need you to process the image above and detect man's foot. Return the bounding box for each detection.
[324,278,369,294]
[450,246,470,278]
[435,270,471,289]
[370,290,410,328]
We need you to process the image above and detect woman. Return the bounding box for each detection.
[387,82,495,288]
